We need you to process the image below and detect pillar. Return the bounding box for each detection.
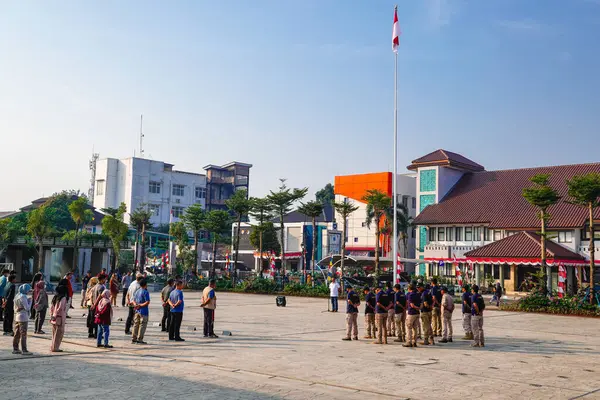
[499,264,505,291]
[475,263,480,286]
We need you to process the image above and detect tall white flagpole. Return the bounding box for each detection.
[392,5,399,285]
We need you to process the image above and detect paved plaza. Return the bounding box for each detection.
[1,291,600,400]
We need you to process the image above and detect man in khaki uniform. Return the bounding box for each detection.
[430,278,443,337]
[200,279,218,338]
[418,283,434,345]
[439,286,454,343]
[373,286,389,344]
[363,286,376,339]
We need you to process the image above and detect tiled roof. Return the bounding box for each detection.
[414,162,600,229]
[408,149,485,172]
[272,204,334,224]
[464,232,584,260]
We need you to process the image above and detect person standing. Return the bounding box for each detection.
[80,271,91,308]
[3,274,16,336]
[418,283,434,345]
[125,273,143,335]
[30,272,43,320]
[329,277,341,312]
[363,286,376,339]
[161,279,175,332]
[470,284,485,347]
[494,281,503,307]
[13,284,32,355]
[402,283,421,347]
[439,286,454,343]
[50,285,68,352]
[121,271,131,307]
[342,285,360,341]
[88,274,106,339]
[33,281,48,334]
[386,282,396,337]
[392,284,407,343]
[169,280,185,341]
[373,286,390,345]
[132,279,150,345]
[430,278,442,337]
[85,277,98,338]
[95,289,114,348]
[461,285,473,340]
[63,272,74,318]
[109,273,119,307]
[200,280,218,339]
[0,269,10,321]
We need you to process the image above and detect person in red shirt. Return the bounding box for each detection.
[63,273,74,318]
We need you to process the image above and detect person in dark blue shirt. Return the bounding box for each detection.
[470,284,485,347]
[168,280,185,342]
[363,286,376,339]
[342,286,360,341]
[403,284,421,347]
[374,286,390,344]
[461,285,473,340]
[418,283,434,345]
[132,279,150,345]
[392,284,407,343]
[430,278,442,337]
[385,282,396,337]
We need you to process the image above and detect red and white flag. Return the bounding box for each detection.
[396,254,403,283]
[392,7,400,53]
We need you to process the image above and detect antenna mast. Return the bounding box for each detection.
[88,150,99,201]
[139,114,144,158]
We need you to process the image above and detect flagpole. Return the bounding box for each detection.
[392,5,399,285]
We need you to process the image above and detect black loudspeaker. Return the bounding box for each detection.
[276,296,287,307]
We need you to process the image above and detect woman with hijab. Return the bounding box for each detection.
[33,280,48,334]
[50,285,68,352]
[94,289,113,348]
[109,274,119,307]
[13,283,32,355]
[30,272,43,320]
[85,277,98,339]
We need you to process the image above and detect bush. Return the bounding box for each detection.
[282,283,329,297]
[500,293,600,317]
[236,278,278,294]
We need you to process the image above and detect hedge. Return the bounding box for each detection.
[500,293,600,317]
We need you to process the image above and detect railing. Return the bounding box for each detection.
[10,236,129,249]
[423,244,479,258]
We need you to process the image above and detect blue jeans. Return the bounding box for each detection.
[331,297,338,312]
[97,324,110,346]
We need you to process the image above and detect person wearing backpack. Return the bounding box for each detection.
[439,286,454,343]
[418,283,435,345]
[342,285,360,341]
[363,286,376,339]
[461,285,473,340]
[470,284,485,347]
[373,286,389,344]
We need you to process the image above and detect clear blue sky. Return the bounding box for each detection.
[1,0,599,210]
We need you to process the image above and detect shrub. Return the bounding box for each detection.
[500,293,600,317]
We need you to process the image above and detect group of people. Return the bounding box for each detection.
[338,277,486,348]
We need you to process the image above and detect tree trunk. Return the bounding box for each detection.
[133,232,139,271]
[139,224,146,273]
[259,228,263,277]
[311,217,317,285]
[279,217,286,277]
[374,216,381,282]
[194,234,199,274]
[211,236,217,279]
[340,215,347,291]
[38,240,44,273]
[590,203,595,304]
[72,223,80,272]
[540,211,550,295]
[233,215,242,285]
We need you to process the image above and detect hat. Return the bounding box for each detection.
[363,286,370,291]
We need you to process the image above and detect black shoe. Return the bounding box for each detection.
[203,335,208,338]
[439,339,448,343]
[125,331,131,335]
[137,341,147,345]
[131,340,138,344]
[38,330,45,334]
[209,334,219,338]
[448,338,453,343]
[104,345,114,349]
[402,343,413,347]
[66,316,71,319]
[175,338,185,342]
[161,329,167,332]
[169,338,175,341]
[342,337,352,341]
[97,344,103,347]
[88,334,95,338]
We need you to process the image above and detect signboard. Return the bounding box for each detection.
[327,231,342,256]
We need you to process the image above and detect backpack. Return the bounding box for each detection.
[378,292,390,308]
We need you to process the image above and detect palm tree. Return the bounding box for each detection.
[68,197,93,273]
[130,204,153,272]
[182,204,206,273]
[297,201,324,282]
[203,210,231,279]
[333,200,359,289]
[27,205,53,273]
[363,189,391,281]
[101,203,129,272]
[388,202,414,258]
[249,197,274,274]
[226,190,252,284]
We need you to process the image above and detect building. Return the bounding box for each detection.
[203,162,252,212]
[93,157,207,226]
[411,149,600,292]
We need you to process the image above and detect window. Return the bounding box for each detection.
[412,228,416,239]
[484,227,491,241]
[171,206,184,218]
[429,227,436,242]
[465,227,473,241]
[581,226,600,241]
[149,181,161,194]
[402,196,409,208]
[474,227,482,241]
[172,184,185,197]
[354,237,358,243]
[96,180,105,196]
[236,174,248,186]
[361,222,366,228]
[558,231,573,243]
[455,227,463,241]
[493,230,503,241]
[412,197,416,209]
[438,227,445,241]
[446,227,454,242]
[195,187,206,199]
[148,204,160,216]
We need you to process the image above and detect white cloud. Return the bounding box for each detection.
[496,18,544,33]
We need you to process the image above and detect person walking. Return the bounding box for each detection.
[439,286,454,343]
[461,285,473,340]
[470,284,485,348]
[3,274,16,336]
[80,271,91,308]
[329,277,340,312]
[161,279,175,333]
[50,284,68,352]
[169,280,185,341]
[392,284,407,343]
[33,281,48,334]
[0,269,10,321]
[121,271,131,307]
[418,283,435,346]
[109,274,119,307]
[373,286,390,345]
[95,289,114,348]
[13,284,32,355]
[125,273,143,335]
[386,282,396,337]
[342,285,360,341]
[430,278,442,337]
[200,280,218,339]
[363,286,376,339]
[494,281,503,307]
[132,279,150,345]
[402,283,421,348]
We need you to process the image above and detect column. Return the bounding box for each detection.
[475,263,480,286]
[499,264,505,291]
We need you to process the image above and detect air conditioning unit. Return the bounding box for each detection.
[175,199,181,204]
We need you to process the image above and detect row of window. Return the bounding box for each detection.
[145,205,187,218]
[428,227,575,244]
[398,195,417,209]
[148,182,206,199]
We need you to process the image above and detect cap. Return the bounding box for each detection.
[416,282,424,288]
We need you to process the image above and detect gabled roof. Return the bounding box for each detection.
[272,204,334,224]
[414,162,600,229]
[464,232,584,260]
[408,149,484,172]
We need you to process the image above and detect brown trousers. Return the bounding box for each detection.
[13,321,28,351]
[421,311,433,343]
[432,307,442,336]
[405,314,420,345]
[395,312,406,339]
[375,313,388,344]
[364,313,375,337]
[442,310,453,339]
[345,313,358,339]
[51,323,65,351]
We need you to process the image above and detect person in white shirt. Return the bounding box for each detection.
[125,273,143,335]
[329,277,341,312]
[13,284,32,355]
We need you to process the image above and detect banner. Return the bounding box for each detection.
[557,265,567,298]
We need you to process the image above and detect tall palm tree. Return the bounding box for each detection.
[202,210,231,279]
[387,202,414,258]
[226,189,252,284]
[182,204,206,273]
[333,200,359,289]
[363,189,391,281]
[249,197,274,274]
[297,201,324,282]
[130,204,153,272]
[27,205,53,273]
[68,197,93,273]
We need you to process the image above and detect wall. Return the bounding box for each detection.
[437,167,465,201]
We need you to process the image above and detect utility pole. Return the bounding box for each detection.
[139,114,144,158]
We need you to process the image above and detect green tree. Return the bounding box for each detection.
[68,197,94,273]
[334,200,359,288]
[169,221,193,274]
[249,222,280,256]
[226,189,252,284]
[267,179,307,274]
[100,207,119,217]
[0,218,20,260]
[44,192,81,232]
[249,197,274,273]
[363,189,391,281]
[130,204,153,272]
[297,201,324,281]
[567,172,600,302]
[101,203,129,272]
[203,210,231,278]
[182,204,206,273]
[522,174,560,293]
[388,202,414,258]
[27,206,54,272]
[316,183,335,206]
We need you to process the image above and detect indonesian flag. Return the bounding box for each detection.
[392,7,400,53]
[169,209,174,224]
[270,253,276,278]
[558,265,567,298]
[225,253,231,271]
[396,254,403,283]
[455,264,463,287]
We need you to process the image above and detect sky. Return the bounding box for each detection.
[1,0,600,211]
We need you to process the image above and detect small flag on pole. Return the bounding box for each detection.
[392,6,400,53]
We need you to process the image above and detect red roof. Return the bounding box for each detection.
[414,162,600,229]
[464,232,584,260]
[408,149,485,172]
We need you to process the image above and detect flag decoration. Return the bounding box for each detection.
[455,264,463,287]
[557,265,567,298]
[270,253,276,278]
[392,6,400,53]
[396,254,403,283]
[225,253,231,272]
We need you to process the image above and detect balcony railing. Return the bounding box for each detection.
[423,244,480,258]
